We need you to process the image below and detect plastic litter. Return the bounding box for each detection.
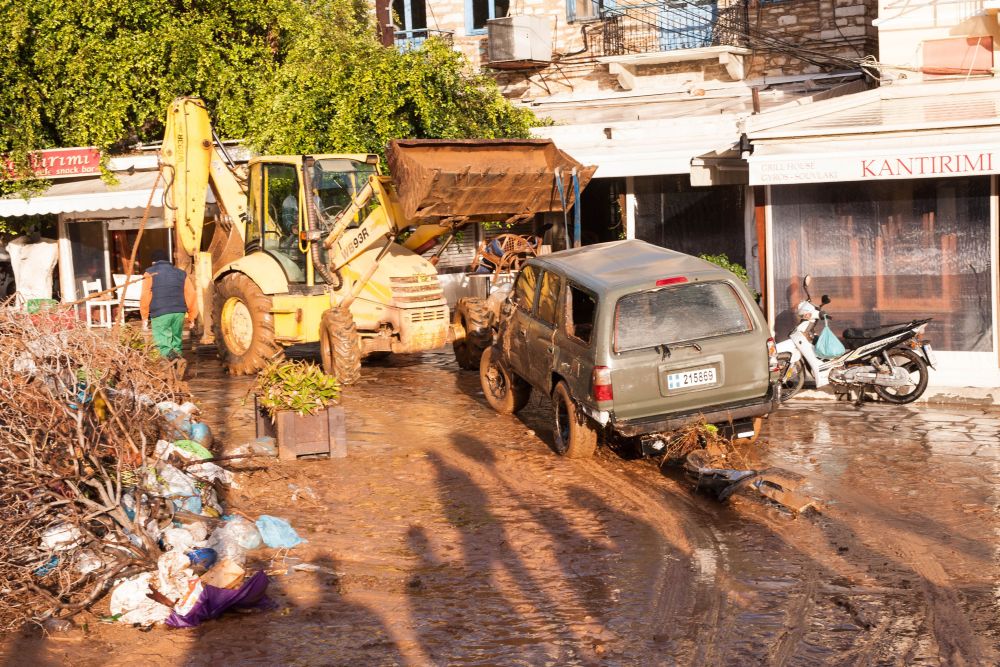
[207,516,262,565]
[157,550,198,602]
[33,555,59,577]
[165,570,271,628]
[109,573,171,626]
[186,547,218,572]
[255,515,306,549]
[186,461,237,487]
[74,550,104,575]
[288,483,318,502]
[226,437,277,458]
[161,527,198,553]
[155,464,202,515]
[40,523,83,552]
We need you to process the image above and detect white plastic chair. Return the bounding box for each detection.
[82,279,115,328]
[113,273,143,318]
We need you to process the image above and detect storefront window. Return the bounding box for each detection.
[634,175,746,268]
[67,220,107,301]
[771,177,992,352]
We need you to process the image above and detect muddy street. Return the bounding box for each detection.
[3,348,998,666]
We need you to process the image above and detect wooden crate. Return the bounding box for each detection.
[255,397,347,460]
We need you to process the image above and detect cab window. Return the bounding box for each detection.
[536,270,562,326]
[512,265,538,313]
[262,163,307,283]
[565,284,596,345]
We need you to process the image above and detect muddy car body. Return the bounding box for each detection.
[480,239,782,457]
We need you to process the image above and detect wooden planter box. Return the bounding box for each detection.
[254,397,347,460]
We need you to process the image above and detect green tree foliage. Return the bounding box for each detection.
[0,0,536,163]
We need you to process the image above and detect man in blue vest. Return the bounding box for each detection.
[139,249,198,359]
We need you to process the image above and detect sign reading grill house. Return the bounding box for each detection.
[750,146,999,185]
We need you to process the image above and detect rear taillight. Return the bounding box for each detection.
[592,366,614,402]
[767,337,779,373]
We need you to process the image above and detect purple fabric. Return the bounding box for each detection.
[165,571,271,628]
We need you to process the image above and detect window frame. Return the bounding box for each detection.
[511,264,540,314]
[535,269,563,328]
[563,281,599,347]
[465,0,507,35]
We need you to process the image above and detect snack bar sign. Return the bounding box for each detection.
[3,147,102,180]
[750,148,999,185]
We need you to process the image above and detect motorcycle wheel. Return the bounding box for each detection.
[873,348,929,404]
[778,354,805,401]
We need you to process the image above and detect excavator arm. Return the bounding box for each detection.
[161,97,248,269]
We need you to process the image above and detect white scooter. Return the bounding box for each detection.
[775,276,936,404]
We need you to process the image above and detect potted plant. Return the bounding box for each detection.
[252,360,346,460]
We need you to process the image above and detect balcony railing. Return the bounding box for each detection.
[394,29,454,52]
[596,0,749,57]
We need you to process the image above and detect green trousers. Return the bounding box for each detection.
[151,312,185,358]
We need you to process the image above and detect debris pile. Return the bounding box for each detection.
[663,421,818,514]
[0,306,300,632]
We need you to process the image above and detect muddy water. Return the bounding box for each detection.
[2,348,997,666]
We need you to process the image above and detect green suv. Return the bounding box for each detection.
[478,239,782,457]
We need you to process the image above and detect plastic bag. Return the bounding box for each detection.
[165,570,271,628]
[109,573,171,626]
[815,325,846,359]
[207,517,262,565]
[255,515,306,549]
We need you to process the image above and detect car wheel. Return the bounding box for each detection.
[479,346,531,415]
[551,381,597,458]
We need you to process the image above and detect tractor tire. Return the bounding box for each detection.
[551,381,598,458]
[320,306,362,385]
[213,273,283,375]
[453,297,492,370]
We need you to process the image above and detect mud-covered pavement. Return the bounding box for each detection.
[3,348,998,666]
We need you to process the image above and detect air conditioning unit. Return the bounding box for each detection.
[487,15,552,68]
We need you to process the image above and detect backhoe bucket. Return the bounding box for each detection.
[386,139,596,223]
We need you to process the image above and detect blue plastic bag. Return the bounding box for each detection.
[255,515,306,548]
[815,325,846,359]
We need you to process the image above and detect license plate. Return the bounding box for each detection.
[667,367,717,391]
[922,343,937,367]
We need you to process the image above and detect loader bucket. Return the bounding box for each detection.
[386,139,596,223]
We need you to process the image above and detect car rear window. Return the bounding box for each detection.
[614,281,752,353]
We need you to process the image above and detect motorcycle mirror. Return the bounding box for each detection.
[803,275,812,288]
[821,294,831,305]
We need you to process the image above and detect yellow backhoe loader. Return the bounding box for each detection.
[161,97,593,382]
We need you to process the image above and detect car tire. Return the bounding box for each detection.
[213,273,283,375]
[453,297,492,370]
[320,306,362,385]
[479,346,531,414]
[551,381,598,458]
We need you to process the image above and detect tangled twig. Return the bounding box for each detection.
[0,306,190,633]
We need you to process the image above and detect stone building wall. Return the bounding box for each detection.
[420,0,878,98]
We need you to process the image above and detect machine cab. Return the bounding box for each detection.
[244,155,380,286]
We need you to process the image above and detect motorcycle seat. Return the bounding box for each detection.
[842,322,912,342]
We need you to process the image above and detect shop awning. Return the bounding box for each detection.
[746,80,1000,185]
[534,115,742,178]
[0,170,163,217]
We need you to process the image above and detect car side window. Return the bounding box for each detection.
[565,284,596,345]
[536,270,562,326]
[512,265,538,313]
